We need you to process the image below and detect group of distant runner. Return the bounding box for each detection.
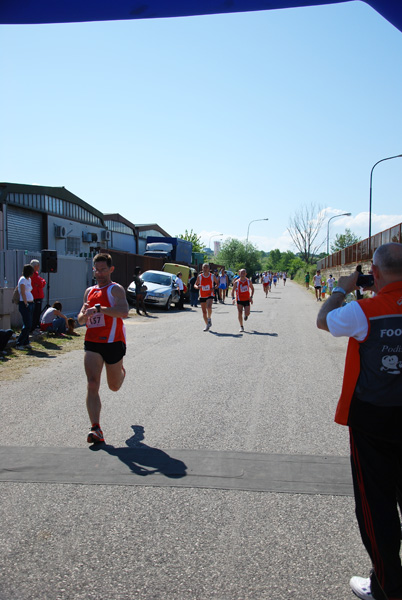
[192,265,289,332]
[194,263,255,332]
[259,271,287,297]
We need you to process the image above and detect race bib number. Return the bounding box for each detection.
[202,285,211,291]
[87,313,105,328]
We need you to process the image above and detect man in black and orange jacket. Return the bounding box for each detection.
[317,242,402,600]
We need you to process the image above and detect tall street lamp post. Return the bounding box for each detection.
[369,154,402,252]
[327,213,352,255]
[246,218,269,245]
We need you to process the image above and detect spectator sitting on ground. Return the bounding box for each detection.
[40,302,69,335]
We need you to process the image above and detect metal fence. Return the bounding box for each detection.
[317,222,402,271]
[108,250,164,290]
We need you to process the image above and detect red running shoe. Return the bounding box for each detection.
[87,425,104,444]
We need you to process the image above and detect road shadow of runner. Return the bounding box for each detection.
[244,331,278,336]
[90,425,187,479]
[209,331,243,338]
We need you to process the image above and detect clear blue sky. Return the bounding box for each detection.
[1,1,402,252]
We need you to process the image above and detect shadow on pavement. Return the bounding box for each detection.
[209,331,243,338]
[245,331,278,336]
[90,425,187,479]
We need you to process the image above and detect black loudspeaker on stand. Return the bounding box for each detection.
[41,250,57,273]
[41,250,58,310]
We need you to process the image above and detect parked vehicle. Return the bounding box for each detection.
[127,270,180,310]
[226,270,235,284]
[162,263,196,301]
[144,236,193,263]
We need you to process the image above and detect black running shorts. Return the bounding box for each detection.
[84,341,126,364]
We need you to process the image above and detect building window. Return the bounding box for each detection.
[66,236,81,255]
[7,190,102,226]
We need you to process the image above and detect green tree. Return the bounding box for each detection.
[267,249,282,271]
[216,238,261,276]
[288,257,305,277]
[330,228,361,253]
[175,229,204,253]
[278,250,296,273]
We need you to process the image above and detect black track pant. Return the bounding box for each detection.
[350,427,402,599]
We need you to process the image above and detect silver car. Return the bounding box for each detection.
[127,270,180,311]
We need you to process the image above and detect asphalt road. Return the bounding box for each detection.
[0,281,370,600]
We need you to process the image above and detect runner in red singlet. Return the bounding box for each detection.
[232,269,254,332]
[194,263,217,331]
[77,253,129,444]
[262,271,270,297]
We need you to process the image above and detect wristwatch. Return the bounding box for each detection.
[95,303,101,312]
[332,287,346,295]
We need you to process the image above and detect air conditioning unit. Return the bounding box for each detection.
[54,225,66,238]
[82,232,92,242]
[101,230,111,241]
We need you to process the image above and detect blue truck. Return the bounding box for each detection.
[144,236,193,264]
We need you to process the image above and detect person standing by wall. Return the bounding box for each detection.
[175,272,185,310]
[16,264,34,350]
[78,253,129,445]
[188,271,199,307]
[326,274,335,296]
[30,259,46,331]
[356,265,364,300]
[317,242,402,600]
[133,266,148,316]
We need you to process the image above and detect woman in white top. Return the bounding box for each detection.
[16,264,35,349]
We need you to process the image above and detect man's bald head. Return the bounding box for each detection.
[373,243,402,275]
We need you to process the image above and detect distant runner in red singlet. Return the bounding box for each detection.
[262,272,270,297]
[232,269,254,332]
[78,253,129,445]
[194,263,217,331]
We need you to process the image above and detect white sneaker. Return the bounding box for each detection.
[203,323,210,331]
[239,326,244,332]
[350,576,374,599]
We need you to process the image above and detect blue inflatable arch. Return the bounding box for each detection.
[0,0,401,32]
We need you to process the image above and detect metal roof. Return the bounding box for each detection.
[0,182,104,221]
